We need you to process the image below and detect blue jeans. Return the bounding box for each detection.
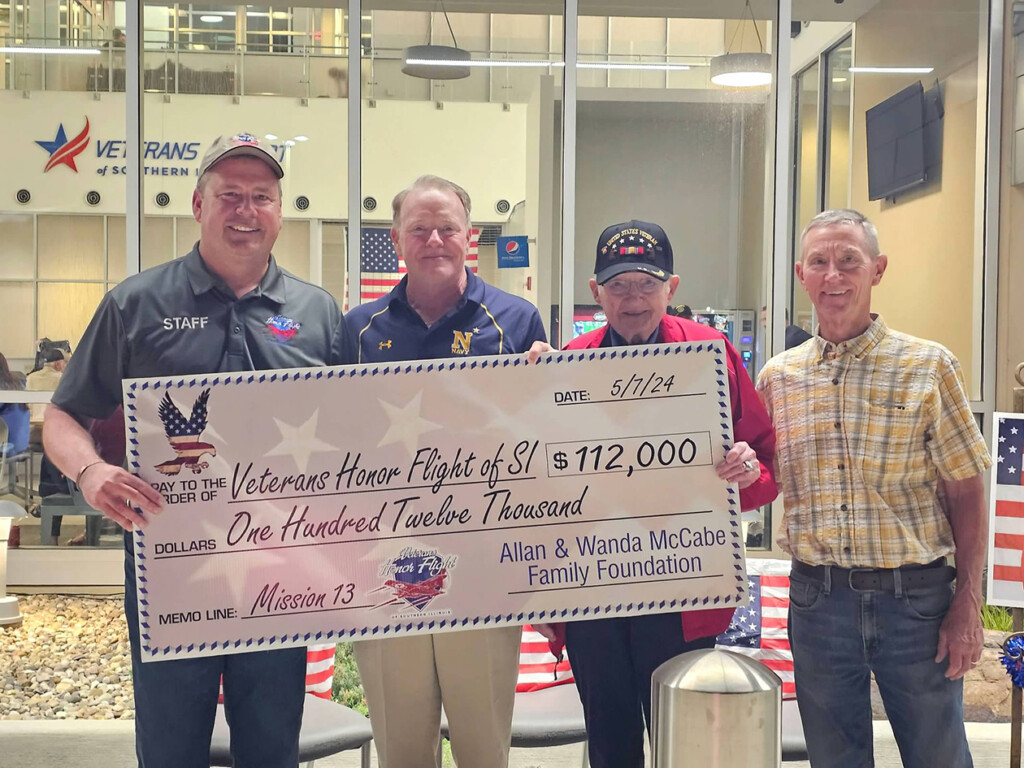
[123,532,306,768]
[788,566,972,768]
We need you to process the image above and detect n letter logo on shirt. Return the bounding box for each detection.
[451,330,473,355]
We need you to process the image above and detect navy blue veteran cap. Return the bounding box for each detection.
[594,220,673,284]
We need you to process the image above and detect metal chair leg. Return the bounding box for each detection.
[361,742,371,768]
[581,740,589,768]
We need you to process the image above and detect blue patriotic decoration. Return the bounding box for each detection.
[997,416,1024,485]
[1000,634,1024,688]
[717,575,763,649]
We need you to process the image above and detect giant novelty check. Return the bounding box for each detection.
[125,342,746,661]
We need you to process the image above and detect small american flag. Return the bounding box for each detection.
[517,625,573,693]
[716,560,795,699]
[351,226,480,305]
[304,643,336,698]
[989,415,1024,604]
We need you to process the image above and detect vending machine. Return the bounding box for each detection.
[689,309,757,379]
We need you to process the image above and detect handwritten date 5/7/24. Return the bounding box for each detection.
[611,373,675,399]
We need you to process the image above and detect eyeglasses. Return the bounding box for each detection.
[602,277,664,296]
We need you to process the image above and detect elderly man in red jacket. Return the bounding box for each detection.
[529,219,778,768]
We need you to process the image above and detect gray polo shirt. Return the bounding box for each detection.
[53,244,356,420]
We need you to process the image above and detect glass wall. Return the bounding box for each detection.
[792,1,988,401]
[575,1,778,547]
[359,4,563,323]
[0,0,999,571]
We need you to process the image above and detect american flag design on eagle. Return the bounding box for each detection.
[155,389,216,476]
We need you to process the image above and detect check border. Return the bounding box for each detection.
[125,342,743,658]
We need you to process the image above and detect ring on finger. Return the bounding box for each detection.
[742,459,757,473]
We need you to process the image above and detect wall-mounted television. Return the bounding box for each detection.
[865,80,944,201]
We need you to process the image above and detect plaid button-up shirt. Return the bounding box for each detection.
[756,316,990,568]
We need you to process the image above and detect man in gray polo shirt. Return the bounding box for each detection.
[44,132,356,768]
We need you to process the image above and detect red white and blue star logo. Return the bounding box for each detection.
[35,118,91,173]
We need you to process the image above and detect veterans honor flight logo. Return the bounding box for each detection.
[372,547,456,612]
[265,315,301,343]
[35,118,91,173]
[155,389,217,476]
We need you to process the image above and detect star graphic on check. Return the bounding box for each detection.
[189,536,288,606]
[377,391,442,457]
[266,410,338,473]
[166,519,285,606]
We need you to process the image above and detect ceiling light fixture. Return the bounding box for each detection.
[199,15,223,23]
[403,59,692,71]
[264,133,278,141]
[710,0,772,87]
[848,66,934,74]
[0,46,100,55]
[580,61,691,71]
[402,0,470,79]
[293,135,309,142]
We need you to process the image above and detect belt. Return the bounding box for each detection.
[791,558,956,592]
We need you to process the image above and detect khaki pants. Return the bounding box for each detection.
[354,625,521,768]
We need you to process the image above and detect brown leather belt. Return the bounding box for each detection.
[791,557,955,592]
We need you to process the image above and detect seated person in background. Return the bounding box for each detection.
[26,343,69,445]
[0,352,29,456]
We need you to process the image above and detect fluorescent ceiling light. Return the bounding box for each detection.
[404,59,691,71]
[293,135,309,142]
[405,58,552,69]
[579,62,690,71]
[849,66,933,74]
[264,133,278,140]
[199,15,223,23]
[832,77,848,83]
[0,46,100,55]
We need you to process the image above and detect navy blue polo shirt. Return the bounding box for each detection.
[53,244,356,420]
[345,269,547,363]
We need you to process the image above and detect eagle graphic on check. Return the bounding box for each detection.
[154,389,216,476]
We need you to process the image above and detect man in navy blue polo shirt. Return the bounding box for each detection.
[44,133,356,768]
[346,175,546,768]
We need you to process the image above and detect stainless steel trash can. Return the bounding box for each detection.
[651,647,781,767]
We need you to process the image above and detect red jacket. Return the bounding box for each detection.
[546,315,778,654]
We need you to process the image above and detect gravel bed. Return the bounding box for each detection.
[1,595,133,720]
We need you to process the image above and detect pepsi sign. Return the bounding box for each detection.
[496,235,529,269]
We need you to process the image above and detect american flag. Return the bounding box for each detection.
[716,560,795,699]
[989,415,1024,605]
[353,226,480,304]
[517,624,573,693]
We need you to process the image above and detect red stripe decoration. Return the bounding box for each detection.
[45,118,90,172]
[219,645,336,703]
[517,625,573,693]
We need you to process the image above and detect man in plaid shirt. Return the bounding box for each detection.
[756,209,991,768]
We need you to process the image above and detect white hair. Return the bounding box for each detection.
[800,209,880,258]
